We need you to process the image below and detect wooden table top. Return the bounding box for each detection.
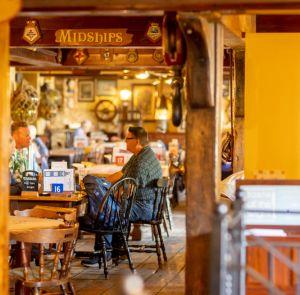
[9,215,64,234]
[10,193,85,202]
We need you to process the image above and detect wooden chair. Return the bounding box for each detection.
[161,177,175,237]
[12,206,77,269]
[10,224,79,295]
[79,177,137,278]
[129,178,169,267]
[14,206,77,225]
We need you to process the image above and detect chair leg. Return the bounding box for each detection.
[165,197,173,230]
[68,281,76,295]
[120,232,135,273]
[101,236,108,279]
[60,284,68,295]
[162,215,169,238]
[33,287,41,295]
[157,223,168,262]
[126,222,131,241]
[152,224,162,267]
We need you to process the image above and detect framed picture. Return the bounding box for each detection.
[78,80,94,102]
[132,84,157,121]
[96,80,117,96]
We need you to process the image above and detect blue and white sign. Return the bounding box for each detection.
[51,183,64,193]
[43,169,75,193]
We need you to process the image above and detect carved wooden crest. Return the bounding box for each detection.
[127,49,139,63]
[23,20,41,45]
[73,49,89,65]
[152,49,164,64]
[146,23,162,43]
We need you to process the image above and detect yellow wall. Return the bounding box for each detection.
[245,33,300,178]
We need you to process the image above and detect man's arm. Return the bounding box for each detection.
[106,170,123,184]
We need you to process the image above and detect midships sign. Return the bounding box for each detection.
[55,29,133,46]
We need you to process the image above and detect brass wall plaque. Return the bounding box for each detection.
[55,29,133,46]
[23,20,41,45]
[146,23,162,43]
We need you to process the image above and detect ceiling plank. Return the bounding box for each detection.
[21,0,300,13]
[257,15,300,32]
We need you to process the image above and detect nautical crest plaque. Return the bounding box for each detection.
[146,23,162,43]
[73,49,89,65]
[23,20,41,45]
[127,49,138,63]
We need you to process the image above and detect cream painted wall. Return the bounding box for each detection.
[50,77,181,134]
[245,33,300,178]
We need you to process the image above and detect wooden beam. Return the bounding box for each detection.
[63,48,166,67]
[21,0,300,12]
[181,16,223,294]
[233,49,245,173]
[221,15,256,47]
[257,15,300,32]
[0,1,21,294]
[10,48,60,66]
[10,16,163,48]
[180,16,212,107]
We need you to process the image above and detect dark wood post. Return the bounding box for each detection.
[0,1,21,292]
[179,16,223,294]
[233,49,245,172]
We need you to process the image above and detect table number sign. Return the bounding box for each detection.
[43,169,75,193]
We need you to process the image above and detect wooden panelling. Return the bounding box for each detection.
[20,0,300,12]
[10,16,163,48]
[257,15,300,32]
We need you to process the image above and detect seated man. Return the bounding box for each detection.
[10,122,31,183]
[81,126,162,267]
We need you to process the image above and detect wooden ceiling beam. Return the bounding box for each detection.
[21,0,300,13]
[256,15,300,32]
[10,48,60,66]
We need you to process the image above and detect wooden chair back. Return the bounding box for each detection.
[94,177,137,231]
[151,178,169,222]
[11,224,78,287]
[14,206,77,224]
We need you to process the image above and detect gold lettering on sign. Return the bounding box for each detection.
[55,29,133,46]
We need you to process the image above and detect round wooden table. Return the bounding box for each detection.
[9,216,66,295]
[9,215,64,234]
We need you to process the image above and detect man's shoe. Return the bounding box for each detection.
[81,254,100,268]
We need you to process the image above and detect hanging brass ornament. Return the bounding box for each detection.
[11,81,40,124]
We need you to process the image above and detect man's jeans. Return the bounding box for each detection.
[94,199,154,252]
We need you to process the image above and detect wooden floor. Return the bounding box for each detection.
[72,203,186,294]
[9,202,186,294]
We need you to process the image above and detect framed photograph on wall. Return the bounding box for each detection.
[78,80,94,102]
[96,80,117,96]
[132,84,157,121]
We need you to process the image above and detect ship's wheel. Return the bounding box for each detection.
[95,99,118,122]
